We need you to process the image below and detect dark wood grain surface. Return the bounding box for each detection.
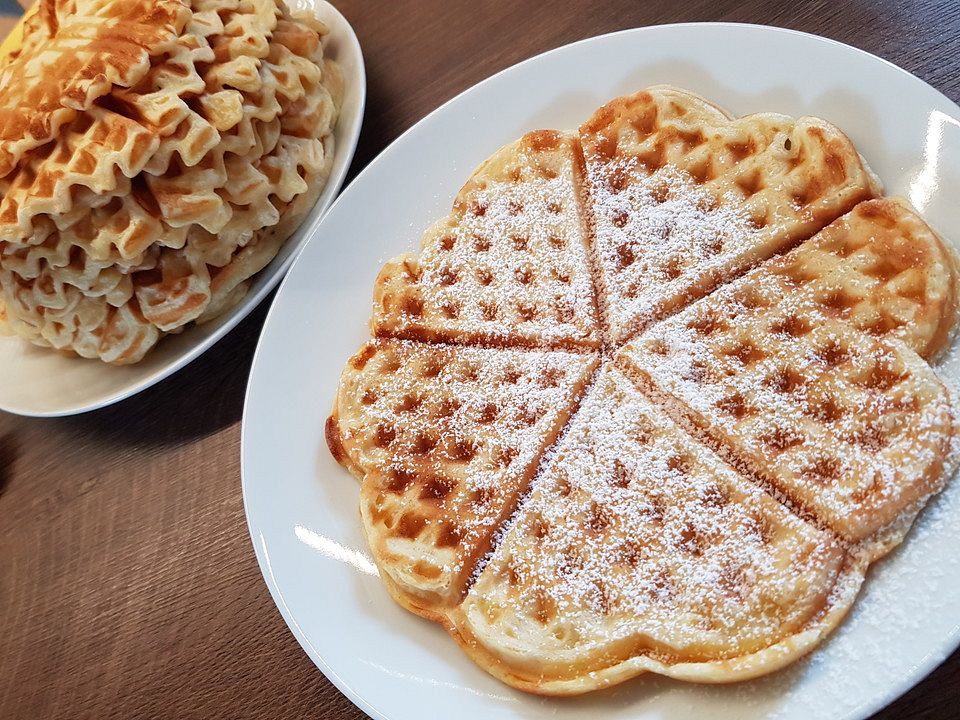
[2,1,960,718]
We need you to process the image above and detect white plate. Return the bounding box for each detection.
[0,0,365,417]
[242,23,960,720]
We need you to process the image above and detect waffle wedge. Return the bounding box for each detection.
[767,197,960,360]
[372,130,600,350]
[454,366,858,693]
[327,339,597,615]
[618,255,959,552]
[580,85,881,345]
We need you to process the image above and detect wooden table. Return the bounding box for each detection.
[3,1,960,717]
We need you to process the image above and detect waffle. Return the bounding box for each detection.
[766,197,960,360]
[454,366,859,692]
[0,0,342,363]
[0,0,326,247]
[371,130,601,350]
[617,256,958,550]
[0,0,190,176]
[0,271,160,364]
[580,85,882,345]
[327,339,598,613]
[329,85,960,696]
[198,138,336,325]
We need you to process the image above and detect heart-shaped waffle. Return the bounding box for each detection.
[327,86,960,694]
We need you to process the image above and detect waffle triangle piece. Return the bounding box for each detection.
[617,245,959,551]
[454,366,857,692]
[372,130,601,350]
[326,339,598,614]
[767,197,960,361]
[580,85,882,345]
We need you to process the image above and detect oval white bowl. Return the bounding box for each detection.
[242,22,960,720]
[0,0,366,417]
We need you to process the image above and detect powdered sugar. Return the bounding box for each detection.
[619,265,957,543]
[339,98,960,689]
[464,366,847,659]
[375,136,599,348]
[588,161,763,342]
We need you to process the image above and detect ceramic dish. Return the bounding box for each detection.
[243,23,960,720]
[0,0,365,417]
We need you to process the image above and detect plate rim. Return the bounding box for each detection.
[242,20,960,720]
[0,0,367,418]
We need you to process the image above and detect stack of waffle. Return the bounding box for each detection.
[0,0,341,363]
[327,86,960,693]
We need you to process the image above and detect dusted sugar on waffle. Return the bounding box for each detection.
[618,256,958,548]
[0,0,342,364]
[372,130,600,350]
[770,197,960,361]
[580,85,881,344]
[456,367,853,691]
[327,339,598,612]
